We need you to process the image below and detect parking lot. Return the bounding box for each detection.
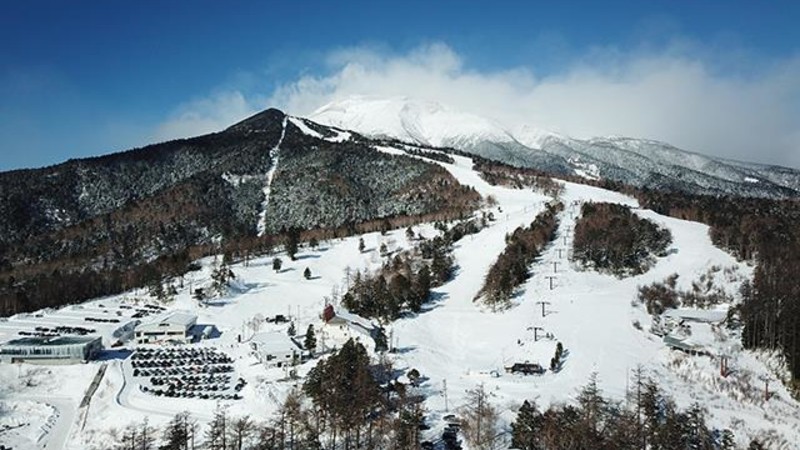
[130,347,244,400]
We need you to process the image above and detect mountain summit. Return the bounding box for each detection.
[311,96,800,198]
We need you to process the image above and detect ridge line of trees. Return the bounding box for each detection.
[478,202,563,309]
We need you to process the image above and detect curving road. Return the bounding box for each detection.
[114,359,214,421]
[7,395,77,450]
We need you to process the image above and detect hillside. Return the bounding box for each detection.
[0,111,479,316]
[0,144,798,449]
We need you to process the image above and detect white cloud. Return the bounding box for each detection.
[152,91,257,142]
[157,42,800,168]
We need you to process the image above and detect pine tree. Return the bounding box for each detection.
[358,237,366,253]
[374,327,389,352]
[304,267,312,280]
[205,405,228,450]
[162,412,191,450]
[228,415,255,450]
[511,400,544,450]
[272,257,282,273]
[304,324,317,353]
[285,228,300,261]
[211,261,234,296]
[410,265,431,312]
[575,373,607,446]
[138,418,157,450]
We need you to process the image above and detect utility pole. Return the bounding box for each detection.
[545,276,557,290]
[552,261,560,273]
[536,301,551,318]
[533,327,544,341]
[556,248,566,259]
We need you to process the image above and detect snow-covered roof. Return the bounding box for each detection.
[2,335,101,348]
[663,308,727,323]
[142,310,197,328]
[333,309,375,331]
[251,332,299,354]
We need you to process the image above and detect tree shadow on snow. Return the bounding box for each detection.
[389,345,417,355]
[294,254,321,261]
[418,291,450,314]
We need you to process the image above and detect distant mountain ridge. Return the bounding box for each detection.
[310,96,800,198]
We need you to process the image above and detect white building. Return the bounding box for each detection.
[250,332,301,368]
[135,311,197,345]
[323,305,376,337]
[0,335,103,364]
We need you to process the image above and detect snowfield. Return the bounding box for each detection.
[1,148,798,449]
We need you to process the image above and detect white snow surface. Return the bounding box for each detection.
[1,146,798,449]
[256,116,287,236]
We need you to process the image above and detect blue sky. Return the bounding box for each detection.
[2,1,799,170]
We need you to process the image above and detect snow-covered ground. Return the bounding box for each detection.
[1,148,798,449]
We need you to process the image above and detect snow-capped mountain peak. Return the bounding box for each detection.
[310,95,800,198]
[311,95,517,148]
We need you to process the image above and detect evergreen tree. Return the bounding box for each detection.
[358,237,366,253]
[511,400,544,450]
[228,415,255,450]
[374,327,389,352]
[138,417,157,450]
[302,339,381,447]
[205,405,228,450]
[304,324,317,353]
[285,228,300,261]
[410,265,431,313]
[575,373,607,446]
[211,261,235,296]
[272,257,282,273]
[405,226,415,241]
[162,412,191,450]
[304,267,312,280]
[719,429,736,450]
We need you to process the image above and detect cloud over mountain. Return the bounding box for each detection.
[157,42,800,169]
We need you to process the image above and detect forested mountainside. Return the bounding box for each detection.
[0,111,480,316]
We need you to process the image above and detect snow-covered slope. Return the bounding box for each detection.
[310,96,800,198]
[1,143,797,449]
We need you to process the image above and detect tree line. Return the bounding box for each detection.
[478,202,563,309]
[510,372,748,450]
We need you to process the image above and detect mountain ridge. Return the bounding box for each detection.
[310,96,800,198]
